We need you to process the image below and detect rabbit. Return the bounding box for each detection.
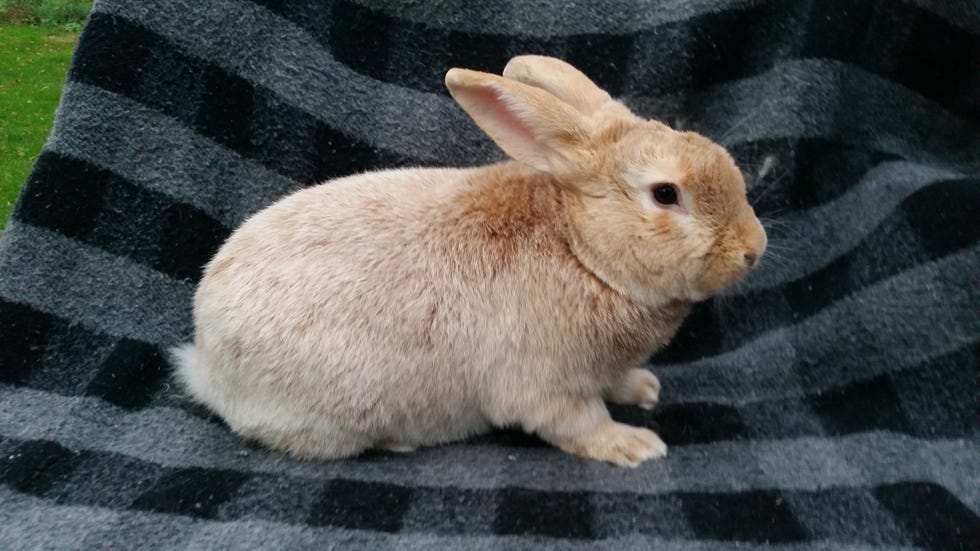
[172,55,766,468]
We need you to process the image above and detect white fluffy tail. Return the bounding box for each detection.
[170,343,214,406]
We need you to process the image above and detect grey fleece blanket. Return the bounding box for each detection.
[1,0,978,549]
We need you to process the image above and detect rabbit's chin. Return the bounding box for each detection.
[691,272,751,301]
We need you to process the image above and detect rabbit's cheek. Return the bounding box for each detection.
[697,236,749,295]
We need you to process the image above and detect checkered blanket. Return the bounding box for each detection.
[1,0,978,548]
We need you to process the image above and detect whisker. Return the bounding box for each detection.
[759,219,804,239]
[720,277,756,297]
[718,98,779,146]
[757,206,792,218]
[759,252,791,268]
[761,235,795,245]
[761,246,794,259]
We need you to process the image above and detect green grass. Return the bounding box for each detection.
[1,0,92,28]
[0,24,79,232]
[0,0,90,232]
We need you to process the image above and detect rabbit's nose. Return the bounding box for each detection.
[740,214,767,270]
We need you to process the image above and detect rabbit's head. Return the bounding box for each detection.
[446,56,766,306]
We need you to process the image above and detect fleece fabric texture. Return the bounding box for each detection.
[1,0,978,549]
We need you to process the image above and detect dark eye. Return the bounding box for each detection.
[652,183,678,205]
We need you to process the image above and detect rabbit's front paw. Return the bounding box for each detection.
[606,368,661,410]
[566,421,667,468]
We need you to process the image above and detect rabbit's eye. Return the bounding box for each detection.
[652,184,678,205]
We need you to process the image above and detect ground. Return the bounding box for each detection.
[0,23,80,232]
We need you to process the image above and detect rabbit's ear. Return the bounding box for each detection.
[446,68,591,174]
[503,55,615,116]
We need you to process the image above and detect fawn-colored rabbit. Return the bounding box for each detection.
[173,55,766,467]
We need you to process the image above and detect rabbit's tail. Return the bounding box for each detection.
[170,342,216,407]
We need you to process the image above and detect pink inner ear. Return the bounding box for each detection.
[473,85,543,154]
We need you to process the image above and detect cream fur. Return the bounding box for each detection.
[174,56,766,467]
